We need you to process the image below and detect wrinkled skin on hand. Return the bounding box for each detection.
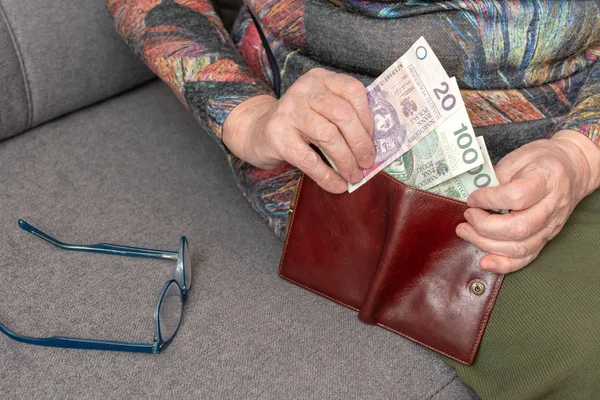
[223,68,375,194]
[226,74,600,274]
[456,130,600,274]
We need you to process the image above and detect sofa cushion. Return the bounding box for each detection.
[0,0,154,141]
[0,81,478,399]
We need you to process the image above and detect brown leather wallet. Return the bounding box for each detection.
[279,172,504,365]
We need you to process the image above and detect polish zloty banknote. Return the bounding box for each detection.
[427,136,500,202]
[347,38,465,193]
[383,105,483,191]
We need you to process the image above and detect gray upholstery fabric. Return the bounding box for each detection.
[0,0,154,140]
[0,6,28,140]
[0,81,478,399]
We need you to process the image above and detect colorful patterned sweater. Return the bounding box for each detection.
[107,0,600,239]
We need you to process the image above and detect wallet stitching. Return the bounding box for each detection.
[381,170,505,364]
[468,273,505,362]
[279,275,360,312]
[281,257,503,365]
[373,323,468,365]
[278,172,500,365]
[278,174,304,276]
[281,272,469,364]
[278,173,360,312]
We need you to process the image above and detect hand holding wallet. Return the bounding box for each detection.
[278,172,504,365]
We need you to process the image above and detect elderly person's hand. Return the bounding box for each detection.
[223,68,374,194]
[456,130,600,274]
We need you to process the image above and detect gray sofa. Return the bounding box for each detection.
[0,1,478,398]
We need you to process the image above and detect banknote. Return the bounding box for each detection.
[347,38,465,193]
[383,105,483,191]
[427,136,500,202]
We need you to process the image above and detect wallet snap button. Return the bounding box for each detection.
[470,282,486,296]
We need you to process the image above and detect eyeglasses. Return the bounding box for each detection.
[0,219,191,353]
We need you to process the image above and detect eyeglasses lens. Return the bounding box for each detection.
[159,282,183,342]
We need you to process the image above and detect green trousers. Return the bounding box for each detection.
[444,189,600,399]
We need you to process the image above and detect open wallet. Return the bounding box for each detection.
[278,172,505,365]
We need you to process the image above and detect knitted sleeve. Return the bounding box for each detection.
[557,47,600,148]
[107,0,274,150]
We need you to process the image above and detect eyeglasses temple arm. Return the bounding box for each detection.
[94,243,178,260]
[18,219,178,260]
[0,322,155,353]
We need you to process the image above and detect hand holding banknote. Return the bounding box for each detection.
[222,68,375,194]
[348,38,470,192]
[456,130,600,273]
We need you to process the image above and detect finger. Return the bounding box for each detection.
[298,107,364,183]
[479,252,541,274]
[308,86,375,169]
[456,222,547,259]
[280,131,348,194]
[467,173,547,211]
[323,73,375,138]
[463,203,552,241]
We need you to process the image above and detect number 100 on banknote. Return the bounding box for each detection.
[348,37,474,192]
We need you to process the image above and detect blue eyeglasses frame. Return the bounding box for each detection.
[0,219,191,354]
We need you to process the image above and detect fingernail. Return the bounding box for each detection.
[361,152,375,168]
[336,181,348,193]
[351,170,363,184]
